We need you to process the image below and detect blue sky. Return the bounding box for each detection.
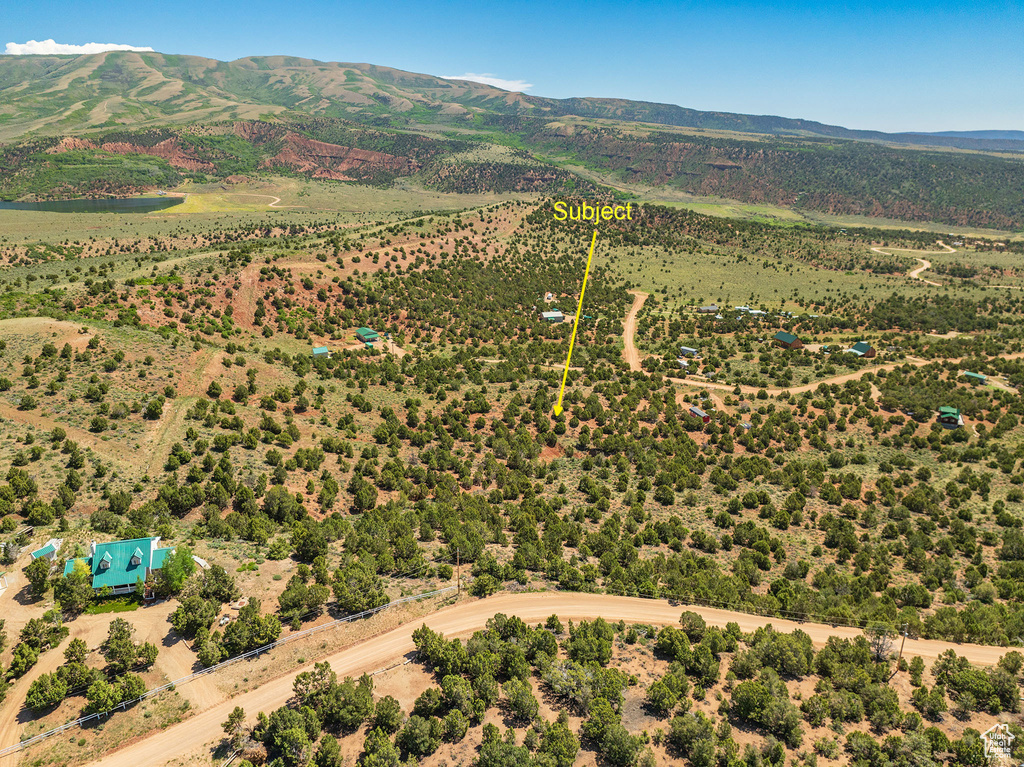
[4,0,1022,132]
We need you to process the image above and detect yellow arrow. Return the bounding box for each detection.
[553,229,598,417]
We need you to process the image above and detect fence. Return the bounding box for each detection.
[0,585,457,758]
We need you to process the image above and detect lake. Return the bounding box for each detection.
[0,197,185,213]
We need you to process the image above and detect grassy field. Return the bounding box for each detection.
[0,176,539,245]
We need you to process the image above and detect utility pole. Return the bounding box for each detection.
[456,549,461,597]
[896,623,908,667]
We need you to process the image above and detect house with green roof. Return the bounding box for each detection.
[773,331,803,350]
[963,371,987,386]
[938,406,964,429]
[355,327,379,344]
[846,341,876,358]
[62,537,175,595]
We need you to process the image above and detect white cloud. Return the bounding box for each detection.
[441,72,533,92]
[3,39,155,55]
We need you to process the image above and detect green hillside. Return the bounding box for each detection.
[2,51,1024,229]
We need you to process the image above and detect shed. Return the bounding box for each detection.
[696,305,718,314]
[964,371,987,386]
[773,331,803,349]
[689,406,711,424]
[355,328,379,343]
[938,406,963,429]
[312,346,330,358]
[31,543,56,561]
[679,346,698,357]
[541,311,564,323]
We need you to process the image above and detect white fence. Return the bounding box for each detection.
[0,586,457,758]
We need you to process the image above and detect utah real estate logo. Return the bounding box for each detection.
[982,723,1015,763]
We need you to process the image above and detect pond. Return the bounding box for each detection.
[0,196,185,213]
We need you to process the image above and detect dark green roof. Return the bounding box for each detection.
[774,331,799,345]
[851,341,873,353]
[938,406,960,416]
[964,371,987,381]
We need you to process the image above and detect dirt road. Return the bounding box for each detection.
[908,258,941,287]
[77,592,1014,767]
[871,241,955,287]
[671,350,1024,398]
[622,290,648,371]
[226,193,289,209]
[0,600,211,760]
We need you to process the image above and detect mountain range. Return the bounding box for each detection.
[1,51,1023,229]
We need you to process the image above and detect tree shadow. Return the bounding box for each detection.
[12,582,38,606]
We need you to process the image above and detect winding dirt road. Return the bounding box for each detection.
[908,258,941,287]
[623,290,648,371]
[72,592,1015,767]
[871,241,955,287]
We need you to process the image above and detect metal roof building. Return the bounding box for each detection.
[356,327,379,343]
[541,311,564,322]
[938,406,964,429]
[773,331,803,349]
[31,542,57,561]
[689,406,711,423]
[846,341,876,358]
[62,536,175,593]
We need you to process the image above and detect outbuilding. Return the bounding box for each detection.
[355,328,379,344]
[679,346,698,357]
[541,311,564,323]
[696,305,718,314]
[689,406,711,424]
[964,371,987,386]
[773,331,803,349]
[31,539,61,562]
[312,346,330,359]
